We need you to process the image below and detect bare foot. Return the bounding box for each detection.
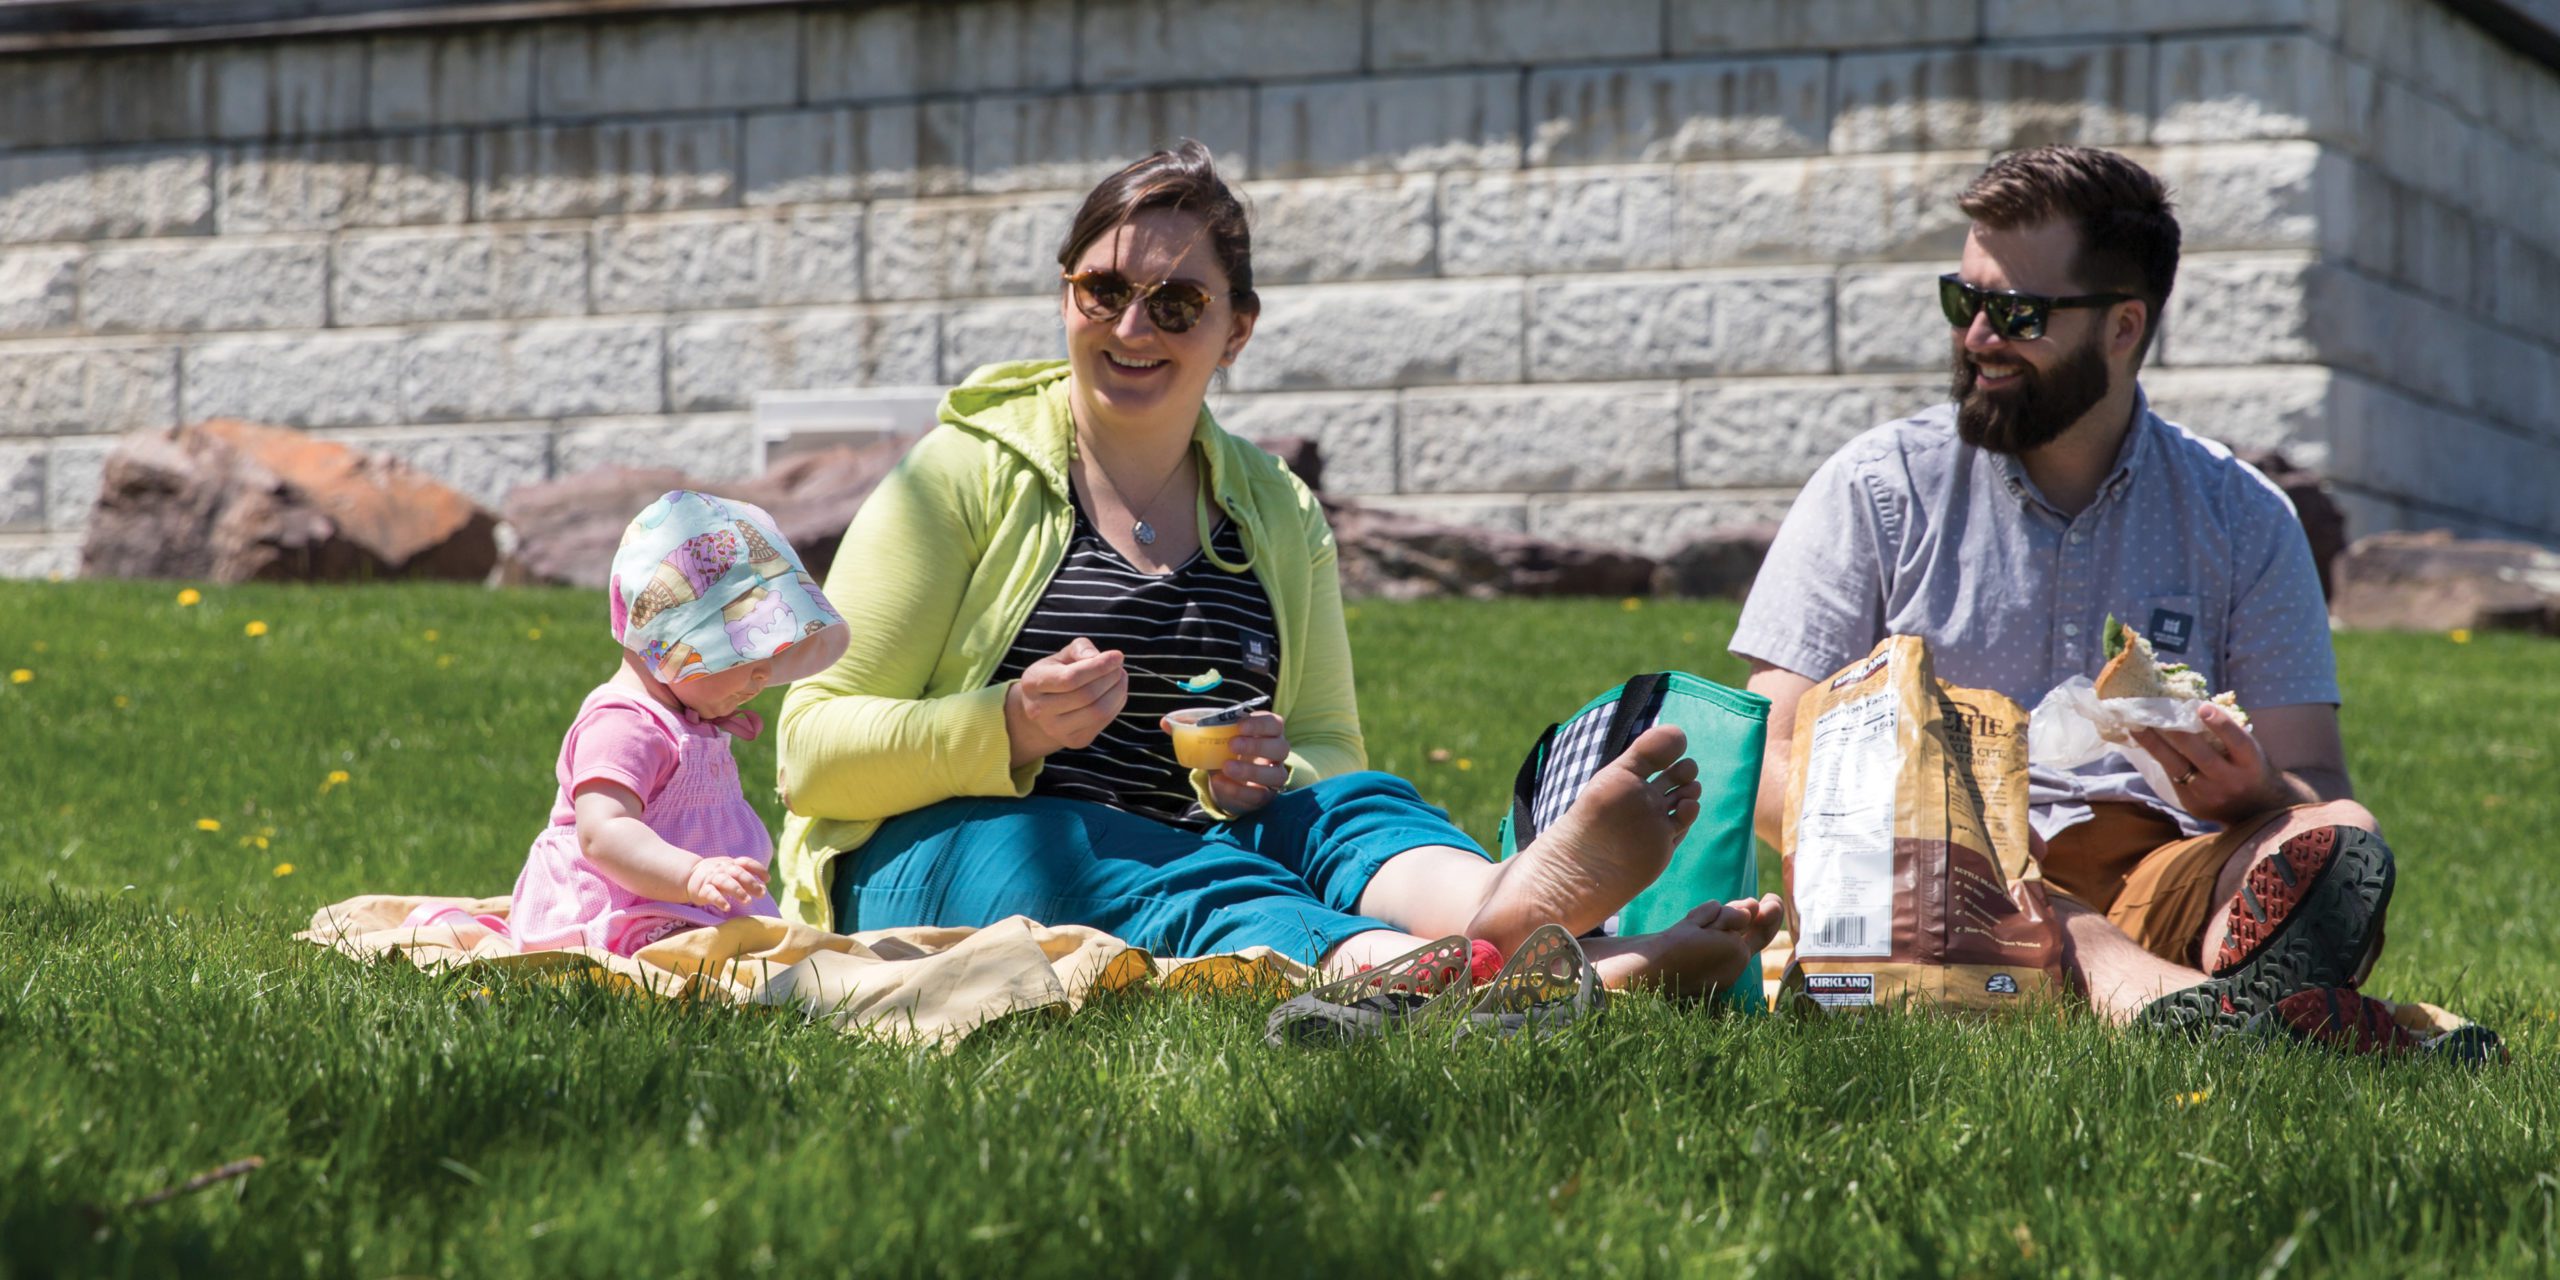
[1467,724,1702,951]
[1590,894,1786,998]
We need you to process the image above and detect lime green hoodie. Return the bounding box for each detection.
[771,360,1366,929]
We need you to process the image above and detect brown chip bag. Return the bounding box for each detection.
[1779,635,2063,1012]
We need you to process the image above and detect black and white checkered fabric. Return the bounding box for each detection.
[1528,697,1653,836]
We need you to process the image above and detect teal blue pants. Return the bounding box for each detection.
[831,772,1486,964]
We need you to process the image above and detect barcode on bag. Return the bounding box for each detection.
[1810,916,1866,949]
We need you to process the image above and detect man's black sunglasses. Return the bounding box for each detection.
[1937,273,2135,341]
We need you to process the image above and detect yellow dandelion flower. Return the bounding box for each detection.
[272,862,295,877]
[8,669,29,685]
[435,654,455,669]
[2450,628,2473,644]
[1621,597,1643,611]
[176,588,202,607]
[244,620,269,638]
[253,835,270,850]
[320,769,351,795]
[31,641,45,653]
[1456,758,1474,771]
[113,694,130,709]
[2176,1088,2212,1107]
[423,629,440,643]
[527,627,543,640]
[196,818,222,832]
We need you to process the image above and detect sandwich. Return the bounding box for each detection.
[2096,616,2249,726]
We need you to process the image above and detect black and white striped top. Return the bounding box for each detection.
[992,493,1281,828]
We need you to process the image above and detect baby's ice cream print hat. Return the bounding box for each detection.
[608,490,848,685]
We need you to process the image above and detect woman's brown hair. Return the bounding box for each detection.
[1056,138,1258,316]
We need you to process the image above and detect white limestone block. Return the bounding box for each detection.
[1527,57,1830,166]
[1834,266,1953,374]
[1401,383,1681,493]
[1258,73,1522,179]
[0,345,177,435]
[182,331,408,428]
[666,308,942,412]
[333,227,589,326]
[941,298,1064,381]
[2153,34,2372,147]
[554,413,763,481]
[0,246,79,336]
[1439,168,1679,276]
[591,211,863,314]
[1079,0,1363,85]
[217,134,471,233]
[1834,43,2151,153]
[536,12,801,119]
[1681,375,1947,488]
[1674,154,1975,267]
[368,28,536,129]
[1230,279,1525,391]
[804,1,1076,101]
[1985,0,2315,38]
[401,320,664,422]
[971,87,1254,194]
[1244,177,1438,284]
[864,195,1080,302]
[2140,364,2336,465]
[205,39,368,141]
[81,240,328,333]
[1527,270,1832,381]
[1668,0,1978,53]
[743,103,971,205]
[0,148,212,243]
[0,533,80,580]
[0,442,43,532]
[1206,390,1398,496]
[2147,141,2325,252]
[1371,0,1662,69]
[474,120,738,222]
[43,435,116,531]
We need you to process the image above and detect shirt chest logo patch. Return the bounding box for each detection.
[2147,608,2195,656]
[1240,631,1274,675]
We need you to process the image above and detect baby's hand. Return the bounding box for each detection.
[686,856,768,911]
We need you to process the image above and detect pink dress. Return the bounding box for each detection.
[506,684,779,955]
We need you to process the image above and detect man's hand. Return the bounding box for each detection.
[1005,637,1129,767]
[2131,700,2295,825]
[685,856,769,911]
[1177,710,1289,816]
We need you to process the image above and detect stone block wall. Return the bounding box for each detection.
[2,0,2556,576]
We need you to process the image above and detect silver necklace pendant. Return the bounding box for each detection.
[1133,519,1158,546]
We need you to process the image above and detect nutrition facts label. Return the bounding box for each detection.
[1796,684,1897,958]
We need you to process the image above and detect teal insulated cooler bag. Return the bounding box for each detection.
[1496,671,1771,1012]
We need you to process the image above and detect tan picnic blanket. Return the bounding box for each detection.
[298,894,1313,1049]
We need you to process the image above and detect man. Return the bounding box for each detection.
[1732,146,2476,1058]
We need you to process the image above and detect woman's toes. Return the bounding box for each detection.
[1619,724,1688,776]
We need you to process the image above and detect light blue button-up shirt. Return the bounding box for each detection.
[1729,391,2338,838]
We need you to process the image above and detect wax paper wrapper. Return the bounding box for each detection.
[2027,675,2215,801]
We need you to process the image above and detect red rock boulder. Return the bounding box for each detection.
[2331,530,2560,634]
[80,420,496,582]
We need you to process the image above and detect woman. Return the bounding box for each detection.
[773,141,1775,990]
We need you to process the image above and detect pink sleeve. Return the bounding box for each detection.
[559,702,681,811]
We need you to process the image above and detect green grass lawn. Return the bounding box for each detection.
[4,582,2556,1278]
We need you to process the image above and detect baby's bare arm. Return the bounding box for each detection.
[571,782,765,908]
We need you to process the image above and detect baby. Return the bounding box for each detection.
[504,490,848,955]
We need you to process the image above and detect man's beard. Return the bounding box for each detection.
[1950,328,2112,455]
